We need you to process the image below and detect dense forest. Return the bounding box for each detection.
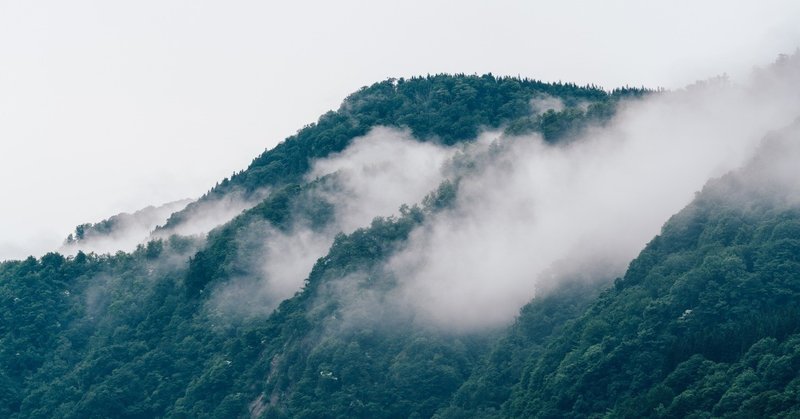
[439,127,800,418]
[2,67,800,418]
[161,74,645,231]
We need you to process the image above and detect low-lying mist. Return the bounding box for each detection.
[179,54,800,332]
[208,128,459,317]
[153,189,267,239]
[59,199,191,256]
[329,54,800,332]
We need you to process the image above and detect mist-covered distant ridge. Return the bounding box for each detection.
[60,198,192,255]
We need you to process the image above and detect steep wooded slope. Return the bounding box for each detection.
[0,75,633,418]
[439,126,800,418]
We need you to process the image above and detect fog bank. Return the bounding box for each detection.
[378,54,800,331]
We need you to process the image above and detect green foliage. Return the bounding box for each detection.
[184,180,333,295]
[436,279,609,418]
[6,72,798,419]
[0,187,481,418]
[467,156,800,418]
[162,74,645,229]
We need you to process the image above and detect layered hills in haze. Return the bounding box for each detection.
[2,55,800,418]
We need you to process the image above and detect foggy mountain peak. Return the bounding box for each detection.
[3,53,800,418]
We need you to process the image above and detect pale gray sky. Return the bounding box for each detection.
[1,0,799,260]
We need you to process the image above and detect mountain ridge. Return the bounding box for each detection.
[2,60,800,418]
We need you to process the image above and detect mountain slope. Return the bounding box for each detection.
[61,199,193,255]
[0,75,634,418]
[162,74,642,231]
[440,125,800,418]
[3,65,800,419]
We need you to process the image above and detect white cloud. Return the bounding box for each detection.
[379,55,800,331]
[209,127,456,317]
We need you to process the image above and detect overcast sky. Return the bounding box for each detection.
[1,0,800,260]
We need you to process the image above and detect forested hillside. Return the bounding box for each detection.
[61,199,193,255]
[2,62,800,419]
[161,74,643,231]
[0,75,639,418]
[439,125,800,418]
